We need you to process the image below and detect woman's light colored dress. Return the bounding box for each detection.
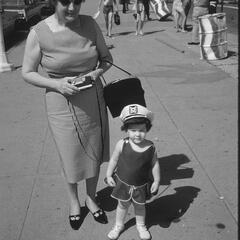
[33,15,112,183]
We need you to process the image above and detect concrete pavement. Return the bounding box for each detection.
[0,1,238,240]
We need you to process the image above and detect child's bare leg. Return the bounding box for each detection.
[116,201,130,226]
[108,201,130,239]
[134,202,151,240]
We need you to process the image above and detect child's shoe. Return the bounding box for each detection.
[107,224,124,240]
[136,224,151,240]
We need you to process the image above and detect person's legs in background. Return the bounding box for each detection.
[107,10,114,37]
[181,0,191,30]
[143,0,151,20]
[188,7,208,44]
[139,7,145,35]
[178,9,187,32]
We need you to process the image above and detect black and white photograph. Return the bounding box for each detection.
[0,0,238,239]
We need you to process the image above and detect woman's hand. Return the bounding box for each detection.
[84,69,103,81]
[56,77,81,96]
[150,181,160,194]
[105,176,116,187]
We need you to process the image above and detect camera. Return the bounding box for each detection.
[72,76,93,90]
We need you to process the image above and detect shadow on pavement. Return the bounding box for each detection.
[123,186,201,230]
[159,154,194,185]
[97,186,118,212]
[145,186,201,228]
[144,29,165,35]
[114,31,135,36]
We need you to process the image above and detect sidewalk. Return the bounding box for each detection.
[0,1,238,240]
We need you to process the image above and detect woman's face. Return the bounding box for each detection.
[55,0,82,23]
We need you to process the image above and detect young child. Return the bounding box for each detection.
[98,0,118,37]
[105,104,160,240]
[134,0,146,35]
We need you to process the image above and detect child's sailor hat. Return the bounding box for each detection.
[120,104,154,123]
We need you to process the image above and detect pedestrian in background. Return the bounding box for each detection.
[143,0,151,20]
[120,0,129,13]
[105,104,160,240]
[181,0,191,29]
[188,0,209,45]
[134,0,146,35]
[172,0,187,32]
[209,0,218,14]
[22,0,112,230]
[98,0,119,37]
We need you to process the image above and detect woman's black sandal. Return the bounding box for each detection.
[85,201,108,224]
[91,208,108,224]
[69,214,81,230]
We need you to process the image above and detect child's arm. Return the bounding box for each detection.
[106,139,123,187]
[151,150,160,193]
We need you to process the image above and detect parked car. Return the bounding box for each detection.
[2,0,46,30]
[1,10,19,36]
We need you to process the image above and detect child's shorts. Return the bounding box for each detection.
[111,174,148,205]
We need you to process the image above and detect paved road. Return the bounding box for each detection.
[0,1,238,240]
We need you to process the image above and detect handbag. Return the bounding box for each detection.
[102,61,146,118]
[114,12,120,25]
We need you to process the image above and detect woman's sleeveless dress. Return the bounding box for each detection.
[33,15,112,183]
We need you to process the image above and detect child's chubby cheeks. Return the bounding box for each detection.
[127,123,147,144]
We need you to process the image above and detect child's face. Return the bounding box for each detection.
[127,123,147,144]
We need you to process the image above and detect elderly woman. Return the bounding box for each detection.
[22,0,112,230]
